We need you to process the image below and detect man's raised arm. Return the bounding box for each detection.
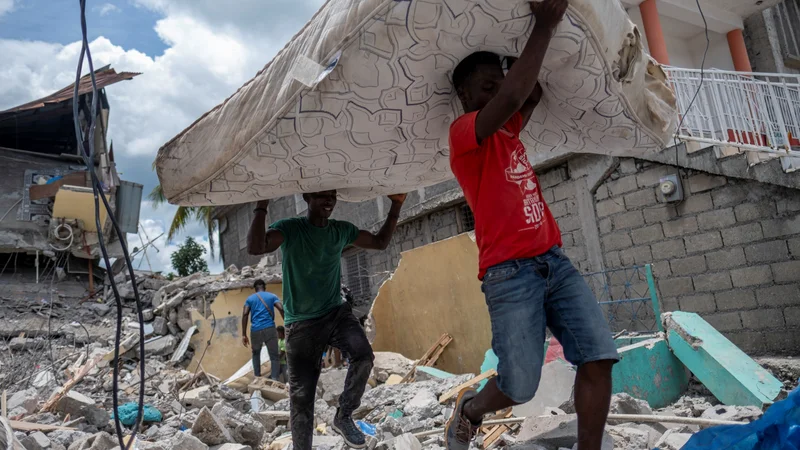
[354,194,407,250]
[247,200,284,255]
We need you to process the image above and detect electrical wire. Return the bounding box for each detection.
[672,0,710,149]
[71,1,146,448]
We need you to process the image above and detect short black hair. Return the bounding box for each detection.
[452,52,502,91]
[253,279,266,289]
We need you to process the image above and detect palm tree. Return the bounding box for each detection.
[147,185,218,258]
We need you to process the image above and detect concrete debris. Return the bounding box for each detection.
[68,432,117,450]
[54,391,110,427]
[609,394,653,416]
[211,401,266,447]
[19,431,52,450]
[318,368,349,405]
[169,432,210,450]
[512,361,575,419]
[8,388,40,417]
[372,352,415,383]
[700,405,763,423]
[192,407,234,446]
[605,426,650,450]
[381,433,422,450]
[210,445,252,450]
[653,429,693,450]
[402,390,441,419]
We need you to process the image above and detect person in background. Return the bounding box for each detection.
[242,280,285,380]
[277,326,288,383]
[444,0,619,449]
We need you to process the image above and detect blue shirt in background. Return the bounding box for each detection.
[246,291,279,331]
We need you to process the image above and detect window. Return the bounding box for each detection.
[342,248,371,305]
[774,0,800,67]
[459,203,475,232]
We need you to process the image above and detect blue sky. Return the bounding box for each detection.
[0,0,324,274]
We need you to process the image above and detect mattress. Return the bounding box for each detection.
[156,0,679,206]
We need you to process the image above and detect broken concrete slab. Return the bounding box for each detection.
[380,433,421,450]
[182,386,218,409]
[67,432,117,450]
[512,360,575,418]
[19,431,51,450]
[402,390,441,419]
[54,391,109,427]
[191,407,234,446]
[139,335,178,357]
[612,337,689,409]
[663,312,783,408]
[211,401,265,447]
[319,368,349,405]
[210,445,252,450]
[372,352,414,383]
[653,429,692,450]
[414,367,454,382]
[605,425,649,450]
[609,393,653,416]
[700,405,762,423]
[153,317,169,336]
[8,388,39,416]
[48,430,90,448]
[515,414,613,450]
[169,432,209,450]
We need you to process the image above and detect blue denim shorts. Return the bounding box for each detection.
[482,246,619,403]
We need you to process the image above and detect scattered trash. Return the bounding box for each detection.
[113,403,163,426]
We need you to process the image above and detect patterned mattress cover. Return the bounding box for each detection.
[156,0,679,205]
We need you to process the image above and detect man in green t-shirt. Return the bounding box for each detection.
[248,190,406,450]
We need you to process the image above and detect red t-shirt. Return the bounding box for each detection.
[449,111,562,279]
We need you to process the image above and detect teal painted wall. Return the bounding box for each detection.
[612,337,689,409]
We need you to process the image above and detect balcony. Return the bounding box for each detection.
[664,66,800,172]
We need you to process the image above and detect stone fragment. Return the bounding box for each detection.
[142,309,155,322]
[8,388,39,416]
[371,353,414,383]
[318,368,349,405]
[515,414,613,450]
[55,391,110,427]
[68,432,117,450]
[210,445,252,450]
[605,425,650,450]
[182,386,219,409]
[152,317,169,336]
[211,401,266,447]
[380,433,421,450]
[48,431,90,448]
[87,303,111,316]
[192,407,234,446]
[170,432,210,450]
[609,393,654,415]
[700,405,763,422]
[653,429,693,450]
[139,335,178,357]
[402,390,441,419]
[513,361,576,418]
[314,398,336,426]
[20,431,51,450]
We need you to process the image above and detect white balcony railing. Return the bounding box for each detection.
[664,67,800,158]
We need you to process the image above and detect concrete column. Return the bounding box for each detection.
[639,0,670,65]
[727,29,753,72]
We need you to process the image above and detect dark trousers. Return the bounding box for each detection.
[286,304,374,450]
[251,326,281,380]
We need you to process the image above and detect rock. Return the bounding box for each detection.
[609,394,653,416]
[183,386,219,409]
[168,323,181,336]
[170,432,210,450]
[8,388,39,416]
[48,431,90,448]
[381,433,421,450]
[402,390,441,419]
[192,407,234,446]
[653,429,692,450]
[211,445,252,450]
[153,317,169,336]
[700,405,762,422]
[311,435,344,449]
[20,431,51,450]
[9,337,32,351]
[142,309,155,322]
[55,391,110,427]
[515,414,613,450]
[371,353,414,383]
[87,303,111,316]
[33,371,56,388]
[68,432,117,450]
[380,416,428,437]
[211,401,266,447]
[605,426,650,450]
[513,361,576,419]
[140,335,178,357]
[318,368,349,405]
[314,399,336,426]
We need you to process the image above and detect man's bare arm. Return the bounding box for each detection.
[506,58,543,129]
[474,0,567,143]
[354,194,407,250]
[247,200,284,255]
[274,302,285,319]
[241,304,251,347]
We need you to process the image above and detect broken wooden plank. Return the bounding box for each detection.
[2,390,7,417]
[400,333,453,383]
[10,420,76,432]
[439,370,497,403]
[40,353,103,413]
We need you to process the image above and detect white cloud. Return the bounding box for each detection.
[0,0,15,17]
[1,1,322,274]
[97,3,121,16]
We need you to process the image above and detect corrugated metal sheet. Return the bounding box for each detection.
[0,68,140,115]
[116,180,143,234]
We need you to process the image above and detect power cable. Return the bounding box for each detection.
[71,1,146,447]
[672,0,710,149]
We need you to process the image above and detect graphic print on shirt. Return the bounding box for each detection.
[504,144,545,231]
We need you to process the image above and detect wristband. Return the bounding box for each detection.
[254,208,267,214]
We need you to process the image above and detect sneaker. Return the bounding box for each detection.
[445,389,480,450]
[332,408,366,449]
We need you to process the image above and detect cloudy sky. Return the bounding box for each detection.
[0,0,324,274]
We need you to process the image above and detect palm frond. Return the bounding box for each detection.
[167,206,196,242]
[148,184,167,206]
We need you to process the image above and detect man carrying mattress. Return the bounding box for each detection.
[445,1,619,449]
[248,191,406,450]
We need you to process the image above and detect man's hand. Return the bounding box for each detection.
[530,0,568,29]
[242,335,250,347]
[255,200,269,211]
[387,194,407,205]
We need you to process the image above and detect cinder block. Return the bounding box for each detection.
[790,237,800,256]
[756,284,800,307]
[741,308,785,329]
[685,231,723,253]
[784,306,800,326]
[658,277,694,297]
[539,167,567,188]
[631,224,664,244]
[644,205,677,224]
[734,202,776,223]
[677,193,713,214]
[652,260,671,277]
[602,231,633,251]
[711,185,748,208]
[721,223,764,246]
[612,337,689,409]
[637,165,678,188]
[705,248,746,271]
[651,239,687,259]
[619,246,653,266]
[605,251,622,268]
[761,216,800,239]
[596,185,610,200]
[715,289,757,311]
[664,311,783,408]
[678,294,717,313]
[608,176,639,196]
[704,312,743,332]
[730,265,773,287]
[670,255,707,276]
[771,260,800,283]
[549,199,574,218]
[596,199,626,218]
[744,240,789,263]
[618,158,638,175]
[693,272,732,292]
[553,182,576,202]
[776,197,800,214]
[624,189,657,209]
[599,218,613,234]
[613,211,645,230]
[557,215,581,233]
[697,208,736,231]
[663,217,699,238]
[688,173,727,193]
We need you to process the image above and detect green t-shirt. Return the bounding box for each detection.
[269,217,359,325]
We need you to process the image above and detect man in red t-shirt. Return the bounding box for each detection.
[444,1,619,449]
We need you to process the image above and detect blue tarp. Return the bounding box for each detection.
[112,403,162,427]
[682,383,800,450]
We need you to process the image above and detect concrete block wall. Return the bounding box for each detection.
[596,158,800,355]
